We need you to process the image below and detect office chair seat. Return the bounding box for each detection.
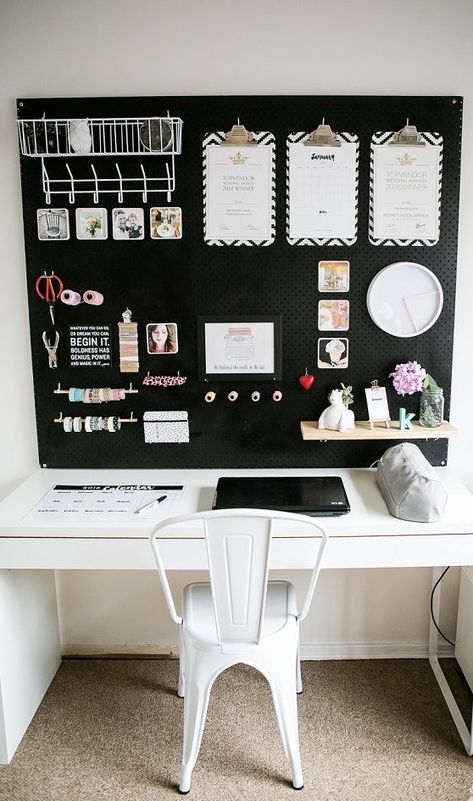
[183,580,298,652]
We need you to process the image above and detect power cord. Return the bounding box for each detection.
[430,567,455,648]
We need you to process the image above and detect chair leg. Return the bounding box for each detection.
[266,657,304,789]
[179,652,215,794]
[296,636,302,695]
[178,629,185,698]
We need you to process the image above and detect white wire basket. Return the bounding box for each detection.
[17,116,183,157]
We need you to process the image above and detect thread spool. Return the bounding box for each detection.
[83,290,104,306]
[60,289,81,306]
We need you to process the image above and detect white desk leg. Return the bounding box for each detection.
[0,570,61,763]
[428,566,473,756]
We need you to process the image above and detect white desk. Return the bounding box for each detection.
[1,466,473,762]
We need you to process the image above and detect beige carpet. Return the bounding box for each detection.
[0,658,472,801]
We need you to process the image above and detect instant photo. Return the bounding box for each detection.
[112,208,144,240]
[37,208,70,241]
[317,337,349,369]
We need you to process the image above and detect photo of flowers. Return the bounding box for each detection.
[37,208,70,241]
[75,208,108,240]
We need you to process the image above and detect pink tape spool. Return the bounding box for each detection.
[60,289,81,306]
[83,290,104,306]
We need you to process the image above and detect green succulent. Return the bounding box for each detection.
[340,383,354,407]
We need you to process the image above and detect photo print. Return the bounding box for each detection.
[150,207,182,239]
[146,323,179,354]
[318,260,350,292]
[318,300,350,331]
[112,208,144,240]
[318,337,349,369]
[37,208,70,241]
[75,208,108,240]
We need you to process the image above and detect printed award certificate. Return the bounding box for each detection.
[372,144,441,240]
[205,145,272,242]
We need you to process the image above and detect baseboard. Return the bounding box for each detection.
[300,642,455,660]
[62,642,455,659]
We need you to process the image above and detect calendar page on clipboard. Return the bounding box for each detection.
[287,132,359,246]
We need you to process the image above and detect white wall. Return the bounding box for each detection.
[1,0,472,655]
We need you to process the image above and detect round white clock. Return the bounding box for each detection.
[366,262,444,337]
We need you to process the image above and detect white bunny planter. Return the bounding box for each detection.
[318,389,355,432]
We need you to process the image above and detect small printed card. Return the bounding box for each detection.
[37,208,70,241]
[150,207,182,239]
[364,384,391,422]
[112,208,144,240]
[318,300,349,331]
[317,337,349,369]
[318,260,350,292]
[75,208,108,240]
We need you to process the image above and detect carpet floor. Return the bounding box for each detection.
[0,658,472,801]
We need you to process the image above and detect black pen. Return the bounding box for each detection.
[136,495,168,514]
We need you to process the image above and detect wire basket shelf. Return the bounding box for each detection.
[17,116,183,157]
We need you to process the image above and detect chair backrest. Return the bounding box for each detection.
[150,508,328,648]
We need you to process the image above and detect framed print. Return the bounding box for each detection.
[146,323,179,354]
[75,208,107,240]
[317,337,349,369]
[112,208,144,240]
[37,208,69,240]
[150,207,182,239]
[318,300,349,331]
[318,260,349,292]
[198,316,282,381]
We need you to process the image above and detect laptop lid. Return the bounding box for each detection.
[212,476,350,516]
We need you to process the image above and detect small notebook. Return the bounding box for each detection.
[212,476,350,516]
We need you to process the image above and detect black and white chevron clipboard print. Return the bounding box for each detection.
[203,131,276,246]
[369,131,443,247]
[286,132,359,247]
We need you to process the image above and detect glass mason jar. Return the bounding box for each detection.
[419,386,444,427]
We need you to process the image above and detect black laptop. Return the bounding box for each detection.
[212,476,350,517]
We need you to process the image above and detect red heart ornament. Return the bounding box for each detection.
[299,371,315,391]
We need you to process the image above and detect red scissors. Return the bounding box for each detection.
[35,271,64,325]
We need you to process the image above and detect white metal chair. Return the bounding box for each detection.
[150,508,328,793]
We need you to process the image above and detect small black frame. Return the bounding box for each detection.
[198,315,282,381]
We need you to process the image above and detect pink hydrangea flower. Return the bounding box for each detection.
[389,361,426,396]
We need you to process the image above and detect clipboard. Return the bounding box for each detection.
[286,122,359,246]
[369,121,443,246]
[203,122,275,246]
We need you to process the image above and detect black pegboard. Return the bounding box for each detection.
[17,95,462,469]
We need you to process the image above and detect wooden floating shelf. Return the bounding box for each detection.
[300,420,458,442]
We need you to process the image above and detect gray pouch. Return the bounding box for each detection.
[376,442,447,522]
